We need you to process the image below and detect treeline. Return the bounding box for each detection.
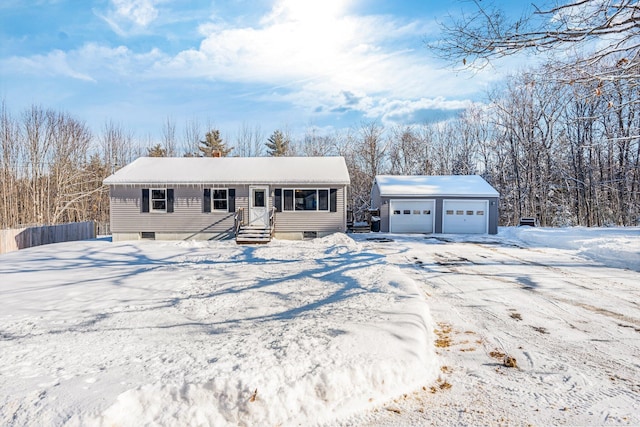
[1,62,639,230]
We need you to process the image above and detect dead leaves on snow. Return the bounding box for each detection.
[434,322,453,348]
[429,377,453,394]
[434,322,480,353]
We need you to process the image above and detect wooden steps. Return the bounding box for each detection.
[236,224,272,244]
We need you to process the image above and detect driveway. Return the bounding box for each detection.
[355,234,640,426]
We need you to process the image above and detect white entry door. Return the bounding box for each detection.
[249,186,269,227]
[389,200,435,233]
[442,200,489,234]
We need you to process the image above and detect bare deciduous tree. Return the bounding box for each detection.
[234,122,265,157]
[432,0,640,84]
[162,116,177,157]
[339,122,388,220]
[298,127,338,157]
[182,118,201,157]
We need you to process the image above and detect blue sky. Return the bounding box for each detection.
[0,0,525,143]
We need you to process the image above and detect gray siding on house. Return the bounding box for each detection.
[110,184,347,240]
[110,186,236,238]
[271,185,347,235]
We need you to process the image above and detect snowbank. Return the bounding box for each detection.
[502,226,640,271]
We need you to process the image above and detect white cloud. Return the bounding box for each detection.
[4,0,502,129]
[1,43,165,83]
[113,0,158,27]
[2,50,96,82]
[148,0,497,124]
[97,0,160,36]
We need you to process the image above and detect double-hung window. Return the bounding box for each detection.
[151,188,167,212]
[203,188,235,213]
[212,189,228,211]
[142,188,174,213]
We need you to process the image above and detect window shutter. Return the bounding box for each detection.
[141,189,149,213]
[228,189,236,213]
[330,188,337,212]
[203,189,211,213]
[167,189,174,213]
[274,188,282,212]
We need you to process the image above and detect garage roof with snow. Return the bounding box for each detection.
[104,156,351,186]
[374,175,499,197]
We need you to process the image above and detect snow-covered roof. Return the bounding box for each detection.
[374,175,499,197]
[103,156,350,186]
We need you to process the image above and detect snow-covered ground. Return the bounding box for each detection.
[0,226,638,426]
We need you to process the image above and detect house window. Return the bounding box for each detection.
[253,189,266,208]
[318,190,329,211]
[151,189,167,212]
[212,189,228,211]
[283,189,294,211]
[283,189,330,212]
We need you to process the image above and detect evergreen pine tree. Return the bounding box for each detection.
[199,130,233,157]
[265,130,290,157]
[147,144,167,157]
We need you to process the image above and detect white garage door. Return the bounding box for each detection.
[442,200,489,234]
[389,200,435,233]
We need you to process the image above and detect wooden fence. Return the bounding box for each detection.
[0,221,96,255]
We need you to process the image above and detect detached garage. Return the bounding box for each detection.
[371,175,499,235]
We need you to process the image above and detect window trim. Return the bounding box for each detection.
[211,188,229,212]
[150,188,167,213]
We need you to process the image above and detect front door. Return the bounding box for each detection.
[249,185,269,227]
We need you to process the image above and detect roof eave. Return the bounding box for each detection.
[380,192,499,198]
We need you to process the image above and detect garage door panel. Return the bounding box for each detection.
[442,200,488,234]
[390,200,434,233]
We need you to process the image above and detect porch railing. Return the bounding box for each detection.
[234,208,245,237]
[268,207,276,237]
